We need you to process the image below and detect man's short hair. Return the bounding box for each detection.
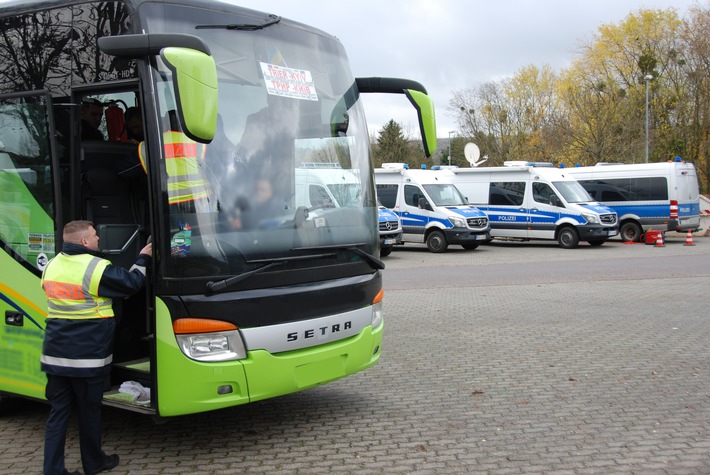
[63,220,94,243]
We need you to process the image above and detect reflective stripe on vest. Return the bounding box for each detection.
[163,131,208,204]
[42,253,113,319]
[40,354,113,369]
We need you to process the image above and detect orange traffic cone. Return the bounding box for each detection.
[684,229,696,246]
[654,231,665,247]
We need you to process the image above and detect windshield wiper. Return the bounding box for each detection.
[292,243,385,271]
[196,14,280,31]
[205,252,336,293]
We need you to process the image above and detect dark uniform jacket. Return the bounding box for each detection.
[40,242,151,377]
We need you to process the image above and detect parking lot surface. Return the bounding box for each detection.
[2,236,709,474]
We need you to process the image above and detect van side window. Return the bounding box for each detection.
[591,178,668,201]
[490,181,524,206]
[532,182,558,205]
[404,184,424,207]
[376,184,398,208]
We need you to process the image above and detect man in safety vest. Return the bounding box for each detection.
[40,220,152,475]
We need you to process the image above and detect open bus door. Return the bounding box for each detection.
[0,90,62,402]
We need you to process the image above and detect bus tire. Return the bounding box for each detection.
[426,230,448,253]
[620,221,642,242]
[557,227,579,249]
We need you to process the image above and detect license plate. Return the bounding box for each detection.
[475,234,487,240]
[383,238,397,245]
[608,230,618,236]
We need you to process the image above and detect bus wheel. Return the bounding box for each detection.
[426,230,448,253]
[620,221,642,242]
[557,227,579,249]
[461,244,479,250]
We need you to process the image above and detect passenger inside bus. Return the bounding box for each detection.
[80,98,105,141]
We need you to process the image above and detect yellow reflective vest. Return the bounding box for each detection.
[41,253,113,319]
[138,130,208,204]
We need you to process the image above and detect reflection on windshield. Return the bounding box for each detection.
[423,184,467,206]
[145,4,378,279]
[553,181,593,204]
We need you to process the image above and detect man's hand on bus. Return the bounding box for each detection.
[140,242,153,257]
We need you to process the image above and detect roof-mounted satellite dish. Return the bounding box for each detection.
[464,142,487,167]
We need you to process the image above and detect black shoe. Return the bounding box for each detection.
[86,454,119,475]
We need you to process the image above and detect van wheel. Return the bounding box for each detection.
[380,247,392,257]
[461,244,479,250]
[588,240,605,247]
[557,227,579,249]
[620,221,642,242]
[426,230,448,253]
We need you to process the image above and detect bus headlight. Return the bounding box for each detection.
[176,330,246,361]
[371,289,384,329]
[173,318,247,361]
[371,301,383,329]
[582,213,599,224]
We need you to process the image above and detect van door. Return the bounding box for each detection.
[486,181,528,238]
[400,184,431,243]
[529,181,561,240]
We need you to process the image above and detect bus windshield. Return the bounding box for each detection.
[143,4,377,280]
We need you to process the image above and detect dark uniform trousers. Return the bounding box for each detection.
[44,373,107,475]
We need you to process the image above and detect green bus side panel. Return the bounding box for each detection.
[0,251,48,400]
[0,171,55,266]
[155,296,383,417]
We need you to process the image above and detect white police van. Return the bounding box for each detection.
[294,166,402,257]
[564,159,701,242]
[374,164,490,253]
[439,162,619,248]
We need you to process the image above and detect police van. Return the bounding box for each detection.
[438,163,619,248]
[377,198,402,256]
[374,165,490,253]
[294,166,402,256]
[564,159,701,242]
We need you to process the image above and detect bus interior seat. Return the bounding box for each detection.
[83,167,135,225]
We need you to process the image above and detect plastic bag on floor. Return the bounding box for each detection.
[118,380,151,406]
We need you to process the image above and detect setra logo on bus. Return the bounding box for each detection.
[287,321,353,342]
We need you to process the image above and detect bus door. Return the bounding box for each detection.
[529,181,561,240]
[72,89,152,369]
[0,90,60,400]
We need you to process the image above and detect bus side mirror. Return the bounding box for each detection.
[355,77,438,158]
[160,47,218,143]
[404,89,437,158]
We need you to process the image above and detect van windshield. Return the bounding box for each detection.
[423,184,468,206]
[553,181,594,204]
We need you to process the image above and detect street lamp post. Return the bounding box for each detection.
[448,131,455,166]
[644,74,653,163]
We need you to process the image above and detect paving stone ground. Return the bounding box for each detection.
[2,236,709,474]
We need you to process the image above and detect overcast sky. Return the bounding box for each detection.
[235,0,703,139]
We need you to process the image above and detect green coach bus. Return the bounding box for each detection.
[0,0,436,417]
